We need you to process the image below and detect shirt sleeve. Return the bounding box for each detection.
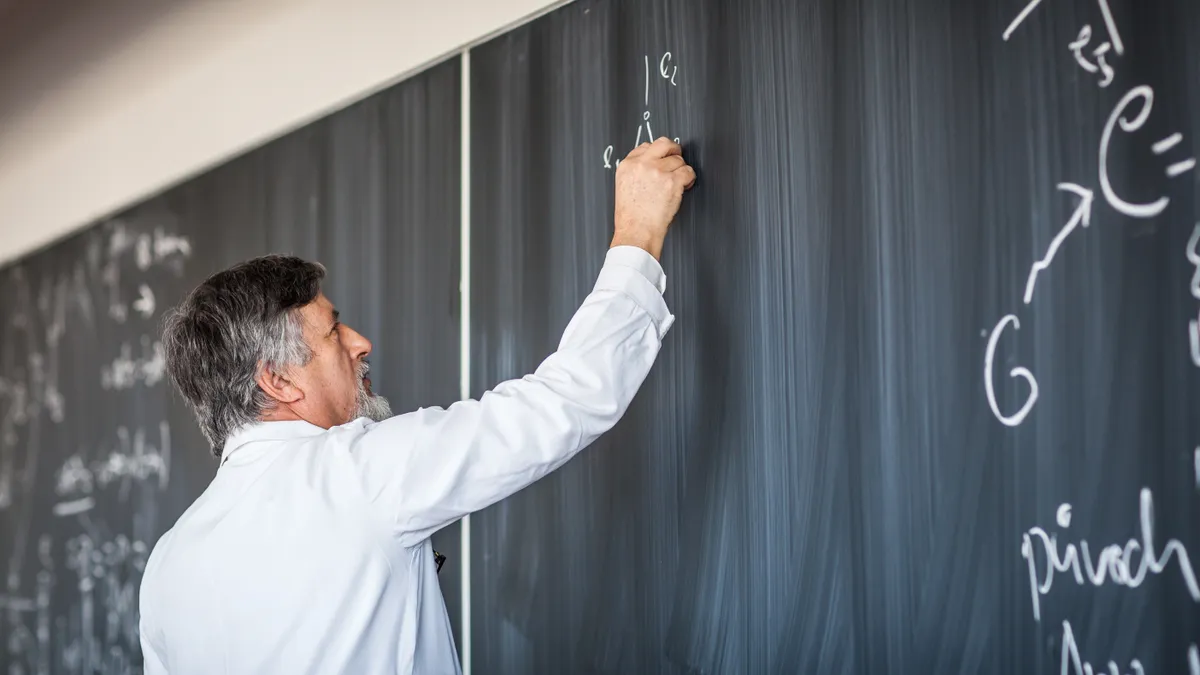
[346,246,674,547]
[140,633,169,675]
[139,583,169,674]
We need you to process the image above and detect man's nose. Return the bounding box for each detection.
[346,326,372,357]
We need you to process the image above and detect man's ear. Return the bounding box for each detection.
[256,363,303,404]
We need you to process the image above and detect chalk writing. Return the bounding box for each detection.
[100,337,166,390]
[151,228,191,262]
[1003,0,1124,57]
[3,535,54,673]
[1,219,191,674]
[1098,87,1194,220]
[1059,620,1144,675]
[1068,26,1112,87]
[1187,225,1200,299]
[107,221,192,269]
[132,284,156,319]
[1020,488,1199,623]
[1023,184,1095,304]
[1060,620,1200,675]
[100,222,191,323]
[1189,224,1200,368]
[1002,13,1198,670]
[984,314,1039,427]
[603,51,683,170]
[52,422,171,517]
[988,5,1196,425]
[55,533,148,675]
[1190,310,1200,368]
[0,264,82,631]
[51,497,96,518]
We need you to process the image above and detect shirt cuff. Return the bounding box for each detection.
[604,245,667,294]
[592,245,675,340]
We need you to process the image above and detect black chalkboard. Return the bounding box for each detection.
[467,0,1200,673]
[0,58,463,672]
[6,0,1200,672]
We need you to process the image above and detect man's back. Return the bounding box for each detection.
[140,245,677,674]
[139,420,458,674]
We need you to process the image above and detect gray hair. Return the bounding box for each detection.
[161,254,327,457]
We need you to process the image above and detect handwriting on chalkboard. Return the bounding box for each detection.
[1,219,190,675]
[100,337,166,390]
[602,51,682,170]
[1061,621,1200,675]
[1000,5,1200,671]
[101,222,190,323]
[1025,491,1200,674]
[1020,489,1199,622]
[1188,223,1200,367]
[986,2,1195,428]
[1003,0,1124,59]
[60,532,149,673]
[2,530,148,674]
[53,422,172,517]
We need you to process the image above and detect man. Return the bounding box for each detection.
[138,137,696,674]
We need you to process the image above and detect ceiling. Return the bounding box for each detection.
[0,0,143,62]
[0,0,61,55]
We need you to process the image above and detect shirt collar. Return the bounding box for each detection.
[221,420,329,465]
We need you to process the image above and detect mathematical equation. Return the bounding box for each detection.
[102,222,190,324]
[2,532,149,675]
[602,51,682,170]
[53,422,172,518]
[1,217,190,675]
[101,336,167,391]
[998,2,1199,673]
[986,0,1195,426]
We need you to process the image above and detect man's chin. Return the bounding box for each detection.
[356,393,394,423]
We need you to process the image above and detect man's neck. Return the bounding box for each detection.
[259,406,306,424]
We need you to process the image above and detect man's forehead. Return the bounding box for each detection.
[300,293,337,326]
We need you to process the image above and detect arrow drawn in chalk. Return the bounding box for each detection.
[1023,183,1095,305]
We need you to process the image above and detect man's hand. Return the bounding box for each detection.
[611,137,697,260]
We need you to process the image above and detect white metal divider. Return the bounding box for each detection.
[458,46,473,675]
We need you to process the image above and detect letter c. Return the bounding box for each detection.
[1099,85,1169,219]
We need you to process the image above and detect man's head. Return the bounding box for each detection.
[162,255,392,457]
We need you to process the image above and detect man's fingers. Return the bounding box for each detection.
[640,136,682,159]
[624,138,693,189]
[624,141,654,160]
[656,154,687,173]
[675,165,697,190]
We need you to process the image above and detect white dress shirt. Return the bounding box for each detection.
[138,246,673,675]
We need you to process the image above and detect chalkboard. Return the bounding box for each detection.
[468,0,1200,673]
[5,0,1200,672]
[0,58,463,672]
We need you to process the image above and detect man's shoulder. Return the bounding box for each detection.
[139,525,175,613]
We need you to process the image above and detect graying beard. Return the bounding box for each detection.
[355,379,393,422]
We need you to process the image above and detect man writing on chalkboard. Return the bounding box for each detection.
[137,137,695,674]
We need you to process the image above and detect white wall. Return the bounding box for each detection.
[0,0,567,268]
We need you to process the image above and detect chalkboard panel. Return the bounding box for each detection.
[469,0,1200,672]
[0,57,463,672]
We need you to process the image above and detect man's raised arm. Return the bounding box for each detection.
[345,138,696,546]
